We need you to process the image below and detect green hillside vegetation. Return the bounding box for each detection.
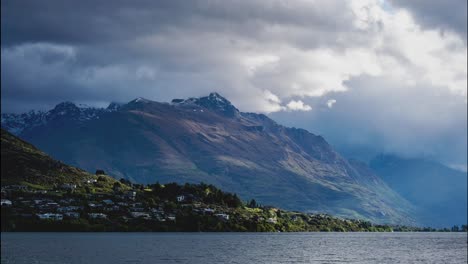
[1,129,121,193]
[3,181,465,232]
[2,180,397,232]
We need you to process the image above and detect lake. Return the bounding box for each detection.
[1,232,467,263]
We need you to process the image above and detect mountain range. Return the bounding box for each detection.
[0,93,427,225]
[370,154,467,227]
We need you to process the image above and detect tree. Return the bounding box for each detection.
[95,169,106,175]
[248,199,257,208]
[97,176,107,182]
[119,178,132,186]
[451,225,460,232]
[113,182,122,192]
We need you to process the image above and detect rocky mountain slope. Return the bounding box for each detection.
[1,102,117,135]
[1,93,416,224]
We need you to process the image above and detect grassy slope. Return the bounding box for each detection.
[1,129,118,192]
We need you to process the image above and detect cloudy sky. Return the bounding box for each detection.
[1,0,467,169]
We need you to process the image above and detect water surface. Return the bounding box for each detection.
[2,232,467,264]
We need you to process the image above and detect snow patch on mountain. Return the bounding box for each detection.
[1,102,119,135]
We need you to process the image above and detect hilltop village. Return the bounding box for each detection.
[2,171,403,232]
[3,172,466,232]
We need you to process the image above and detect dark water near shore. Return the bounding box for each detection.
[1,232,467,264]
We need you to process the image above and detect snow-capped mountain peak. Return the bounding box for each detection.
[171,92,239,118]
[1,102,111,135]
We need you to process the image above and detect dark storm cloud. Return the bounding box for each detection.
[1,0,363,113]
[1,0,355,47]
[1,0,467,168]
[390,0,467,39]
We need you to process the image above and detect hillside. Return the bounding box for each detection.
[1,131,404,232]
[1,129,117,190]
[1,93,416,225]
[370,154,467,227]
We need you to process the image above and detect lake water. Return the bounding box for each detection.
[1,232,467,264]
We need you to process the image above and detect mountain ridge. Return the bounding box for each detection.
[1,93,416,225]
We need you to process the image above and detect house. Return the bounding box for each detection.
[1,199,12,207]
[150,208,164,214]
[58,206,81,213]
[130,212,151,219]
[166,215,176,221]
[176,195,185,202]
[46,202,59,208]
[102,199,114,205]
[37,213,63,221]
[215,213,230,221]
[266,217,277,224]
[34,199,45,205]
[88,203,103,208]
[7,185,28,191]
[291,215,301,222]
[60,184,77,190]
[203,208,215,215]
[155,215,166,222]
[64,212,80,219]
[131,202,143,208]
[253,216,265,222]
[125,191,137,200]
[57,207,72,213]
[177,194,198,203]
[83,179,97,184]
[89,213,107,219]
[104,205,120,212]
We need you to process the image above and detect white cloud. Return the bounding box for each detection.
[327,99,337,108]
[286,100,312,111]
[242,54,279,76]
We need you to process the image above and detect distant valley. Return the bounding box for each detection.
[370,154,467,227]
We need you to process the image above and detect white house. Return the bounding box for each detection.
[37,213,63,221]
[166,215,176,221]
[176,195,185,202]
[130,212,151,219]
[267,217,277,224]
[203,208,215,214]
[215,213,230,221]
[64,212,80,219]
[89,213,107,219]
[1,199,12,206]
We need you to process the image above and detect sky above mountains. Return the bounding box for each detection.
[1,0,467,169]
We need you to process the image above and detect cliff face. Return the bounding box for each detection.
[2,93,416,224]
